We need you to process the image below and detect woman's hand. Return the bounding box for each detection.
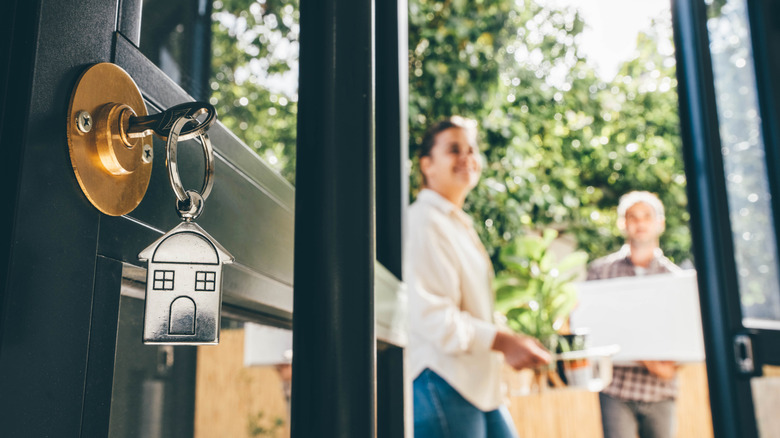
[492,331,552,370]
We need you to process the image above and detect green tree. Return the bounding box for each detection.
[211,0,299,185]
[570,20,690,265]
[408,0,525,191]
[408,0,691,270]
[209,0,692,272]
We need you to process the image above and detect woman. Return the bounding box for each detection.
[405,117,551,437]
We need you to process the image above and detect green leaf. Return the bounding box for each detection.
[556,251,589,273]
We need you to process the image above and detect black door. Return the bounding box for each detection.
[0,0,407,437]
[674,0,780,437]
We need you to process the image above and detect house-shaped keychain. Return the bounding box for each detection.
[139,221,234,345]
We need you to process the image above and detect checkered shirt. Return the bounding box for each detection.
[586,245,681,402]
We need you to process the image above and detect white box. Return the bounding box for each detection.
[243,323,293,367]
[570,271,705,363]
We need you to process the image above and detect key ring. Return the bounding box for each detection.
[166,115,214,221]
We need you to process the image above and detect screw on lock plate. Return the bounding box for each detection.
[76,110,93,133]
[126,102,217,141]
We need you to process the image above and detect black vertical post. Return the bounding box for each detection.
[0,0,119,435]
[377,342,406,438]
[375,0,408,436]
[118,0,143,45]
[80,256,123,438]
[672,1,756,437]
[0,0,37,325]
[292,0,376,437]
[748,3,780,366]
[191,0,212,102]
[375,0,408,280]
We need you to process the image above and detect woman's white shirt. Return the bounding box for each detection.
[404,189,503,411]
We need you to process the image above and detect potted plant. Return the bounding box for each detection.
[494,228,588,389]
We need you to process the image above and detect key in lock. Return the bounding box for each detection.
[139,112,233,345]
[126,101,217,141]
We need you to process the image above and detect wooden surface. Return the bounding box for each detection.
[194,329,290,438]
[675,363,714,438]
[753,365,780,437]
[507,384,603,438]
[764,365,780,377]
[192,329,716,437]
[506,363,713,438]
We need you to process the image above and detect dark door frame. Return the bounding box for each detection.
[0,0,407,436]
[674,0,780,437]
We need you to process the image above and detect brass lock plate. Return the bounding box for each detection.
[67,63,153,216]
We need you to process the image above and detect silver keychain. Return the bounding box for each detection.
[139,111,234,345]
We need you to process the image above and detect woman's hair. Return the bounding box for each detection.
[418,116,478,159]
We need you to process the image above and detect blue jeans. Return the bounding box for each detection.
[413,369,518,438]
[599,393,676,438]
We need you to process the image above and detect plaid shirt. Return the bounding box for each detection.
[586,245,681,402]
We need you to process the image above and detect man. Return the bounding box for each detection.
[587,191,681,438]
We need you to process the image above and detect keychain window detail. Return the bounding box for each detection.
[153,270,175,290]
[195,271,216,291]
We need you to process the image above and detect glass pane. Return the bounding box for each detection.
[109,294,292,438]
[210,0,299,184]
[140,0,299,185]
[707,0,780,325]
[140,0,213,101]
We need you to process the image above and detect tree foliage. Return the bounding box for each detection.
[409,0,691,270]
[494,228,588,339]
[211,0,299,185]
[210,0,692,273]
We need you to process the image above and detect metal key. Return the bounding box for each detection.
[126,102,217,141]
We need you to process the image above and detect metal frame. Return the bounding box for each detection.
[1,0,407,436]
[10,0,780,436]
[292,0,377,436]
[0,0,39,331]
[375,3,409,434]
[376,0,409,281]
[745,0,780,366]
[671,0,780,436]
[1,1,124,434]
